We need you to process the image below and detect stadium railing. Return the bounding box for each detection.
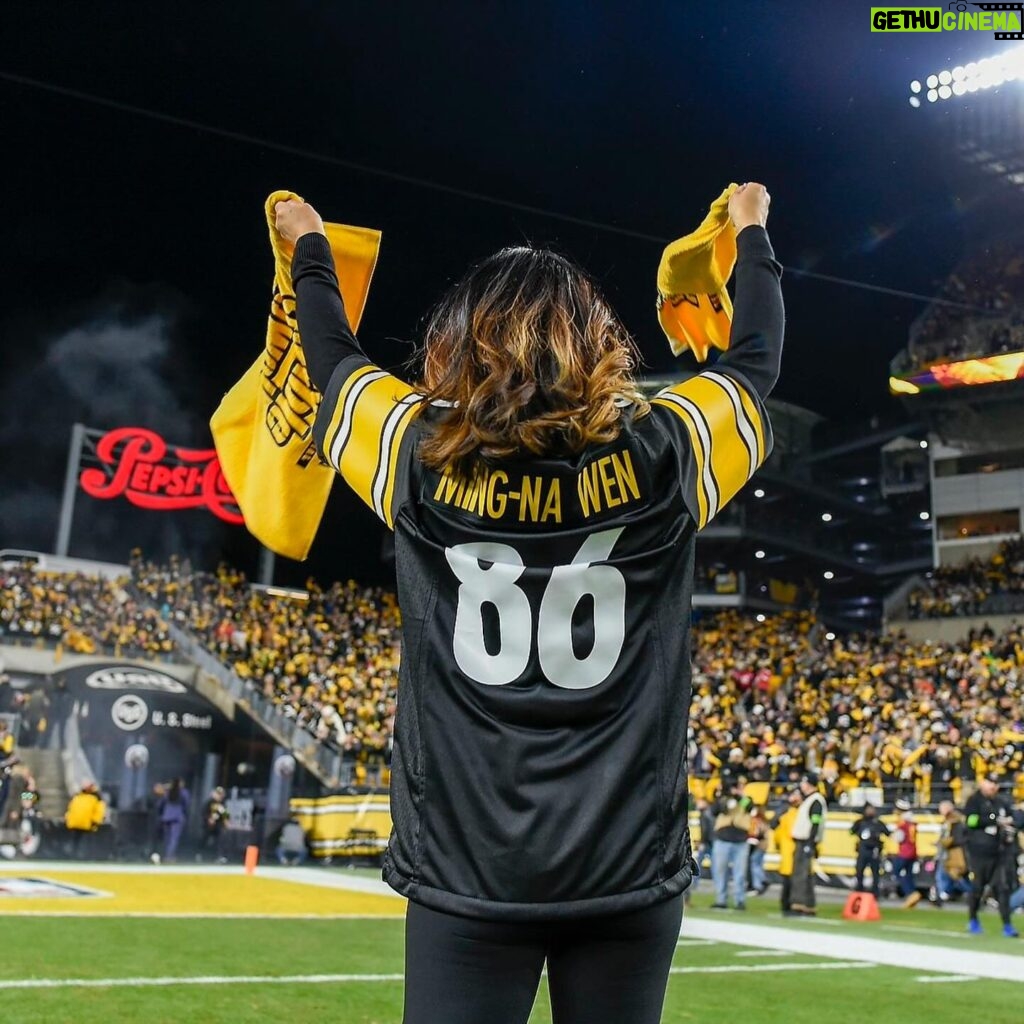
[156,617,352,789]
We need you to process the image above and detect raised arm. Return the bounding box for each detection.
[650,183,784,529]
[716,184,784,400]
[276,200,421,529]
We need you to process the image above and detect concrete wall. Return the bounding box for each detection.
[1,643,195,681]
[887,613,1023,643]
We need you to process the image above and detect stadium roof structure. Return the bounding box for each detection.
[640,377,932,631]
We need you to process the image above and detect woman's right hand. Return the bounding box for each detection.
[275,199,326,244]
[728,183,770,233]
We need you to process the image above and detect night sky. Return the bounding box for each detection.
[0,2,1011,584]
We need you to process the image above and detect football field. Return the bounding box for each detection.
[0,864,1020,1023]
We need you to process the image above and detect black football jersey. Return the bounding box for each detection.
[311,354,772,921]
[293,223,783,920]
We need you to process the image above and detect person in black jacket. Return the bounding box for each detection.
[850,804,889,897]
[963,775,1019,937]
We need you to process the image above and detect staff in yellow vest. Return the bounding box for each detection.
[771,789,802,916]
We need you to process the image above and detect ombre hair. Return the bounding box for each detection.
[416,246,649,473]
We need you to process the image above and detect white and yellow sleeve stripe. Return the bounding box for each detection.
[652,369,768,529]
[318,364,423,528]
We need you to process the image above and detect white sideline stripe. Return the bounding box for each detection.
[0,974,404,991]
[914,975,979,983]
[733,950,793,958]
[675,938,718,947]
[682,918,1024,983]
[669,962,875,976]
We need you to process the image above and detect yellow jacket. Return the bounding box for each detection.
[773,806,798,876]
[65,791,106,832]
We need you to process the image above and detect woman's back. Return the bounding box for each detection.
[281,194,783,921]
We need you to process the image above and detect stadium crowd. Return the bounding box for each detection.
[0,563,172,658]
[132,556,399,769]
[688,610,1023,804]
[2,557,1023,801]
[906,537,1024,619]
[901,241,1024,373]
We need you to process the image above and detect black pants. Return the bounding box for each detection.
[855,848,882,895]
[779,874,792,912]
[403,897,683,1024]
[790,842,816,910]
[968,851,1011,926]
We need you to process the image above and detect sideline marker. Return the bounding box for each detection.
[244,846,260,876]
[842,891,881,922]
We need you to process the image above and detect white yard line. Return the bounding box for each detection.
[914,975,980,983]
[0,912,402,920]
[675,938,718,947]
[0,963,877,991]
[0,973,404,990]
[681,918,1024,983]
[733,949,794,957]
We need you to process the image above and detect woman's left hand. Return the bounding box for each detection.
[275,199,326,243]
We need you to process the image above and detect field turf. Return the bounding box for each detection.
[0,868,1020,1023]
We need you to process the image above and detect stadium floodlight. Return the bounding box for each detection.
[821,512,833,522]
[910,43,1024,106]
[919,511,931,521]
[825,632,836,641]
[823,570,835,580]
[909,96,921,108]
[753,488,765,498]
[919,439,928,449]
[756,613,766,623]
[754,549,766,559]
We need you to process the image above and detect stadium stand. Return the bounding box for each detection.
[0,562,172,658]
[2,558,1022,804]
[895,240,1024,374]
[906,537,1024,619]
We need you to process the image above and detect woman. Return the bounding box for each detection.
[156,778,190,864]
[276,182,782,1024]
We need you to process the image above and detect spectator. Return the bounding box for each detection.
[693,797,715,891]
[932,799,971,905]
[747,806,771,896]
[199,786,230,864]
[276,817,309,866]
[892,801,921,907]
[155,778,190,864]
[64,782,105,858]
[710,776,753,911]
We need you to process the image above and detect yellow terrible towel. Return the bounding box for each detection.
[657,183,739,363]
[211,190,381,561]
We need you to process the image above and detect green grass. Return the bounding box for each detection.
[682,887,1024,955]
[0,897,1019,1023]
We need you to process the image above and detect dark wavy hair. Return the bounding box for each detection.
[416,246,649,474]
